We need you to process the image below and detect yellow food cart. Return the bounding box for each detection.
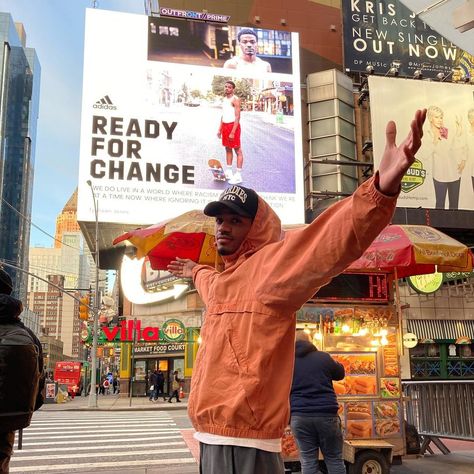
[283,272,404,474]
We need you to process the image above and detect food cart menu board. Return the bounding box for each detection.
[342,400,401,439]
[332,354,377,396]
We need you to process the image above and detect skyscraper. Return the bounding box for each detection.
[0,13,40,300]
[28,189,108,358]
[55,190,81,247]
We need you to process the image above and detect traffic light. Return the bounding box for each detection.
[79,295,90,321]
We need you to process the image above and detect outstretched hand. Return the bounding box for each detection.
[167,257,197,278]
[378,109,427,195]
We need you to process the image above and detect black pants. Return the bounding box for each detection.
[433,178,460,209]
[156,383,166,400]
[0,431,14,474]
[168,389,180,402]
[199,443,284,474]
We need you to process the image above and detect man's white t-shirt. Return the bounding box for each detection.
[194,431,281,453]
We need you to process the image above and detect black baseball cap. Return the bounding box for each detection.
[204,185,259,219]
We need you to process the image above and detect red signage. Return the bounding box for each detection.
[103,319,159,342]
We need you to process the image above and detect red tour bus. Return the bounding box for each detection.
[54,361,83,396]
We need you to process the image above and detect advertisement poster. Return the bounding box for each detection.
[370,76,474,210]
[342,0,474,78]
[77,9,304,226]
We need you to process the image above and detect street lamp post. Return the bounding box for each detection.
[87,180,100,408]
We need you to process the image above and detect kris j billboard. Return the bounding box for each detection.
[77,9,303,226]
[342,0,473,79]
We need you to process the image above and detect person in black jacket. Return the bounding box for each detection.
[0,268,44,473]
[155,369,166,401]
[290,330,345,474]
[148,369,158,401]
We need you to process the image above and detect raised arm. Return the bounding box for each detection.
[254,110,427,313]
[378,109,426,195]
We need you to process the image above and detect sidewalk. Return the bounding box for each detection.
[40,394,188,411]
[392,450,474,474]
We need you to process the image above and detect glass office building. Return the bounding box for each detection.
[0,13,40,300]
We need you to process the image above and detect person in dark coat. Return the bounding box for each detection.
[149,369,158,401]
[0,268,44,473]
[290,330,345,474]
[155,370,166,401]
[168,370,181,403]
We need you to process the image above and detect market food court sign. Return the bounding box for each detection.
[134,342,186,355]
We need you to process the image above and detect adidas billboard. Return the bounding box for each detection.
[78,9,304,227]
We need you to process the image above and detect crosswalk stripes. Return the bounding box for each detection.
[10,410,197,473]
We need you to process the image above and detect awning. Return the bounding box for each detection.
[407,319,474,340]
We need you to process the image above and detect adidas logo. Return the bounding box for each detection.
[93,95,117,110]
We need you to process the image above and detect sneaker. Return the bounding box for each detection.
[228,172,242,184]
[224,169,233,180]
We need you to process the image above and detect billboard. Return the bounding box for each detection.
[342,0,474,78]
[77,9,303,226]
[369,76,474,210]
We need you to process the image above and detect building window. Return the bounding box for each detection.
[410,342,474,379]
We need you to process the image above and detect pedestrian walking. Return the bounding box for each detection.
[290,330,346,474]
[113,376,119,394]
[167,109,427,473]
[0,268,44,473]
[156,370,167,401]
[168,371,182,403]
[149,369,158,401]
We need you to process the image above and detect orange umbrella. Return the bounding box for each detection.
[347,225,473,278]
[113,210,220,270]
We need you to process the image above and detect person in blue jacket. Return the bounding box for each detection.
[290,330,345,474]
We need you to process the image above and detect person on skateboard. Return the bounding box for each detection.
[217,80,244,185]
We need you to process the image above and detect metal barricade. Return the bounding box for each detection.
[403,380,474,452]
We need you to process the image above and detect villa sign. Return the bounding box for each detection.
[102,320,159,342]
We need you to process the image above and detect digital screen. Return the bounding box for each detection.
[313,273,390,302]
[78,9,304,226]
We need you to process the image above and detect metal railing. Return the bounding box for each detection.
[403,380,474,441]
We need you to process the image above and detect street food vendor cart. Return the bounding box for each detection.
[282,272,404,474]
[282,225,473,473]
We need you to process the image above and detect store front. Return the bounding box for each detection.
[407,319,474,379]
[131,342,185,396]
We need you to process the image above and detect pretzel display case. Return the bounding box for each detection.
[285,300,405,473]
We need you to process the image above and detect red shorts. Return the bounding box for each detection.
[221,122,241,149]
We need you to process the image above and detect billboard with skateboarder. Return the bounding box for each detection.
[78,9,304,226]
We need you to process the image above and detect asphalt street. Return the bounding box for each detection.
[10,410,198,474]
[152,103,296,193]
[11,401,474,473]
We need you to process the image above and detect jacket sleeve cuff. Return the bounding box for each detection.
[371,171,400,202]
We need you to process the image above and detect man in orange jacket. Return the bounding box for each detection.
[168,110,426,474]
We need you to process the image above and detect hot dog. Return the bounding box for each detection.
[347,421,372,438]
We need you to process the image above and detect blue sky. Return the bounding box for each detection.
[0,0,144,247]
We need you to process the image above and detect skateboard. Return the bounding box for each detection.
[209,159,226,181]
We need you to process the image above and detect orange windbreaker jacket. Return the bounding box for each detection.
[189,175,398,440]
